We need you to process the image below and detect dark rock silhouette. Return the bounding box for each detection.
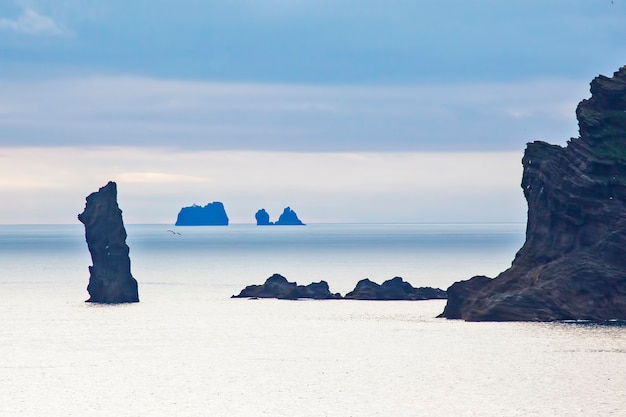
[233,274,446,300]
[255,207,305,225]
[255,208,272,225]
[232,274,341,299]
[345,277,447,300]
[440,65,626,321]
[78,181,139,303]
[175,202,229,226]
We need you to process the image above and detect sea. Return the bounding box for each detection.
[1,223,625,417]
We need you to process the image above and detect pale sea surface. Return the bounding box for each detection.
[1,223,625,416]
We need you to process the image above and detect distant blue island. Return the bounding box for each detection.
[175,202,229,226]
[256,207,305,226]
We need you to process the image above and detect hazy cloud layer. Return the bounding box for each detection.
[0,147,526,224]
[0,76,587,151]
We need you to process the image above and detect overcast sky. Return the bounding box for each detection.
[1,1,625,223]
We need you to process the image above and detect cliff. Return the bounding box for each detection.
[78,181,139,303]
[175,202,229,226]
[440,65,626,321]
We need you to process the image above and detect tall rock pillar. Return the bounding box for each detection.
[78,181,139,303]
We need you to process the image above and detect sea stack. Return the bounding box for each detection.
[439,66,626,321]
[175,202,229,226]
[255,207,305,225]
[276,207,305,225]
[255,209,272,225]
[78,181,139,303]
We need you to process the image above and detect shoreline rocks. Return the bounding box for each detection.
[439,65,626,322]
[78,181,139,304]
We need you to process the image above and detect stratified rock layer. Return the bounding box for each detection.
[440,66,626,321]
[78,182,139,303]
[175,202,229,226]
[345,277,447,300]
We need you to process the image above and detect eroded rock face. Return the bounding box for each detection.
[232,274,341,299]
[78,182,139,303]
[345,277,447,300]
[439,66,626,321]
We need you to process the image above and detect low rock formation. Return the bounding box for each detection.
[255,209,272,225]
[175,202,229,226]
[233,274,446,300]
[345,277,447,300]
[255,207,305,225]
[78,181,139,303]
[232,274,341,299]
[440,65,626,321]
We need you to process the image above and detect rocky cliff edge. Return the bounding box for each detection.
[439,66,626,321]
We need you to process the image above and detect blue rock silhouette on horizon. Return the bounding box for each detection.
[255,208,272,225]
[255,207,305,225]
[175,202,229,226]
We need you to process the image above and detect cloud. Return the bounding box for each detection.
[0,76,587,152]
[0,7,66,35]
[116,172,211,184]
[0,146,526,224]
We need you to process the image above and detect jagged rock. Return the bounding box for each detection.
[78,181,139,303]
[234,275,445,301]
[276,207,305,225]
[255,207,305,225]
[175,202,229,226]
[439,66,626,321]
[345,277,447,300]
[255,208,272,225]
[232,274,341,299]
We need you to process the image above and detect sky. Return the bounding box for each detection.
[1,0,625,224]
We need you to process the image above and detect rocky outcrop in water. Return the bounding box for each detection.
[440,66,626,321]
[345,277,447,300]
[255,209,272,225]
[78,181,139,303]
[276,207,305,225]
[175,202,229,226]
[232,274,341,299]
[233,274,446,300]
[255,207,305,225]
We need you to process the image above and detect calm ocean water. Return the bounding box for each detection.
[1,223,625,416]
